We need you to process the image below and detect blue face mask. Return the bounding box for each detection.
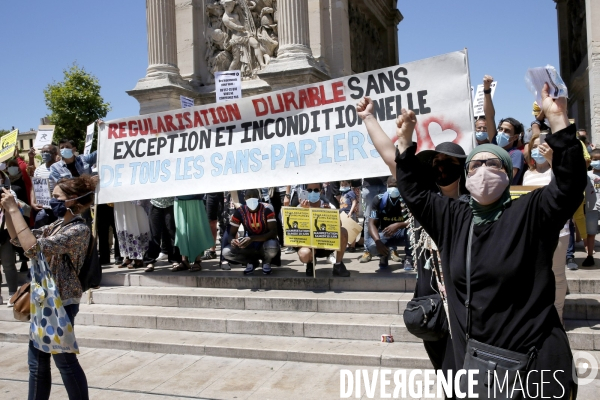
[475,131,488,142]
[496,132,511,148]
[60,148,74,159]
[387,187,400,198]
[49,198,68,218]
[307,191,321,203]
[530,148,547,165]
[245,198,259,211]
[592,160,600,170]
[340,186,350,193]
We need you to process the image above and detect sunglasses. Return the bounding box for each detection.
[305,188,320,193]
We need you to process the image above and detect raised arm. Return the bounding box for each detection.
[537,83,587,227]
[483,75,497,142]
[356,97,397,177]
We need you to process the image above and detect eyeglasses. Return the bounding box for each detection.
[465,158,504,174]
[305,188,320,193]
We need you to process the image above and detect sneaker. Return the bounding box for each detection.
[262,263,272,275]
[305,262,314,277]
[328,253,337,264]
[156,252,169,261]
[567,258,578,270]
[201,250,217,260]
[347,246,356,253]
[359,251,372,263]
[403,258,414,271]
[243,263,255,275]
[333,262,350,277]
[582,256,595,267]
[221,262,231,270]
[284,247,296,254]
[390,250,402,263]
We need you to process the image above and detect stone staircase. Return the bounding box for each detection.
[1,272,600,368]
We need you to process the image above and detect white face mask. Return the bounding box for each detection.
[7,166,19,176]
[0,163,6,171]
[246,198,259,211]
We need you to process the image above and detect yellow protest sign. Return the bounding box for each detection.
[282,207,341,250]
[282,207,312,247]
[310,208,341,250]
[510,185,541,200]
[0,129,18,162]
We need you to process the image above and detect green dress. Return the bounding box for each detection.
[174,197,214,260]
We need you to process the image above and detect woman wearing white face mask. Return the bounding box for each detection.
[523,132,569,324]
[359,83,585,398]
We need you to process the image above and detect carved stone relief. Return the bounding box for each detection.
[205,0,279,82]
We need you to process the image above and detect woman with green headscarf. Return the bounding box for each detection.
[358,84,585,399]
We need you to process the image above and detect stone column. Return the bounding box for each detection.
[587,0,600,145]
[277,0,312,58]
[258,0,329,88]
[128,0,195,115]
[146,0,180,77]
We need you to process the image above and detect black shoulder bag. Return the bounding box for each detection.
[460,221,537,399]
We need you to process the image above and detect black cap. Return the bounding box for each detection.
[416,142,467,165]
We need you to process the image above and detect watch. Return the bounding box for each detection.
[483,88,492,94]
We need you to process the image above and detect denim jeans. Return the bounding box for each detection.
[222,239,280,265]
[365,228,412,263]
[28,304,88,400]
[362,184,387,251]
[566,219,575,260]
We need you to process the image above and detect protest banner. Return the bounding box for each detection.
[510,186,540,200]
[84,123,95,156]
[98,50,474,204]
[180,95,194,109]
[0,129,18,162]
[33,178,52,206]
[34,126,54,149]
[282,207,340,250]
[472,82,497,117]
[215,71,242,103]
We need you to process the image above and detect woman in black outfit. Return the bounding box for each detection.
[358,84,583,398]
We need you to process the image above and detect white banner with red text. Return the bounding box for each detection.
[97,50,474,204]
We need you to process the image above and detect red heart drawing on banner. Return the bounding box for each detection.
[414,116,464,152]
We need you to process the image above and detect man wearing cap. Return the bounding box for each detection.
[417,142,469,199]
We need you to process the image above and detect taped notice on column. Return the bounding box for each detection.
[282,207,340,250]
[215,71,241,103]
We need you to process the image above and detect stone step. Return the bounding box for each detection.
[91,287,600,320]
[0,321,432,369]
[90,286,413,315]
[73,303,418,342]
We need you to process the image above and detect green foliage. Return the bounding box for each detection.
[0,129,11,138]
[44,63,110,151]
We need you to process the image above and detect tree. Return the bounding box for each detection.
[0,129,11,138]
[44,63,111,151]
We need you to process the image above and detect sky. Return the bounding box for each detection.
[0,0,560,133]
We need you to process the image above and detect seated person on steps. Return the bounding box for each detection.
[367,177,414,271]
[222,189,280,275]
[295,183,351,277]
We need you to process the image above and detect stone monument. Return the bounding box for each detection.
[553,0,600,143]
[128,0,403,115]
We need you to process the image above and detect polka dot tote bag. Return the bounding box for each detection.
[29,252,79,354]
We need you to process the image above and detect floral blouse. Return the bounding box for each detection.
[12,216,90,306]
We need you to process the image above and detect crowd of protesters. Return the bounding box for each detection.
[0,73,597,399]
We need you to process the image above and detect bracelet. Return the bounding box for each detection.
[483,88,492,94]
[16,226,29,236]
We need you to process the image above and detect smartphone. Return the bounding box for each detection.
[539,132,548,145]
[298,189,308,202]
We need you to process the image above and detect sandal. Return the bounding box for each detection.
[171,261,190,272]
[118,258,133,268]
[128,260,144,269]
[190,258,202,272]
[144,263,155,273]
